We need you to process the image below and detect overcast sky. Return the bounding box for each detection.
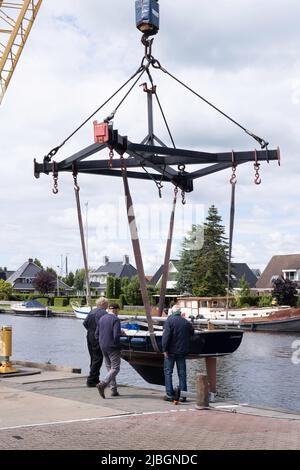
[1,0,300,276]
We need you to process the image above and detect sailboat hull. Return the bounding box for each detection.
[120,329,243,385]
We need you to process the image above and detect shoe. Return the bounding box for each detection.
[96,382,106,399]
[179,397,187,402]
[86,382,98,388]
[111,390,120,397]
[163,395,174,402]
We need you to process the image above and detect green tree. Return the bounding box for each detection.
[239,275,250,297]
[73,269,85,292]
[114,277,122,298]
[121,276,129,292]
[272,277,297,306]
[33,258,43,268]
[124,275,143,305]
[176,225,200,293]
[63,271,74,287]
[46,267,57,277]
[106,275,115,298]
[177,206,229,296]
[0,279,13,300]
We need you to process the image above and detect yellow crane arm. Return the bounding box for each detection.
[0,0,42,103]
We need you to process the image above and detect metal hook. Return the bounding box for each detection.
[109,147,114,169]
[253,149,261,185]
[52,161,59,195]
[72,163,80,192]
[230,150,237,185]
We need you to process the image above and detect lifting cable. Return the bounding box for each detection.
[157,65,269,150]
[44,64,148,162]
[120,155,160,353]
[72,164,93,308]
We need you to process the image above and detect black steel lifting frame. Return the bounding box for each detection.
[34,125,280,193]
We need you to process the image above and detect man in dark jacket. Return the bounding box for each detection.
[162,305,194,402]
[96,303,122,398]
[83,297,108,387]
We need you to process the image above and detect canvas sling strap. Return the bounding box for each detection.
[121,157,160,353]
[72,164,92,308]
[225,153,237,320]
[157,187,178,316]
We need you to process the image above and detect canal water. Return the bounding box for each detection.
[1,314,299,412]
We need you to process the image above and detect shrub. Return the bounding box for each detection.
[54,297,69,307]
[236,295,259,308]
[118,294,126,310]
[258,295,272,307]
[69,296,86,306]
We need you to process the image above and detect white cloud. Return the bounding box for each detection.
[1,0,300,276]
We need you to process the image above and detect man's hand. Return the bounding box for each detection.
[163,352,168,359]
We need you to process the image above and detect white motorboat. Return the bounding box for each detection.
[12,300,52,317]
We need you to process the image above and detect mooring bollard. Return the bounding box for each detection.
[195,373,209,409]
[0,326,17,374]
[205,356,217,395]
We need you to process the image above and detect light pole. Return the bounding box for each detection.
[56,266,60,296]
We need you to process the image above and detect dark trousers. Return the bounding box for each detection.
[87,340,103,385]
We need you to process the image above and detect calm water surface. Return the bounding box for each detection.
[1,314,299,412]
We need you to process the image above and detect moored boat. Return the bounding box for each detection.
[120,320,243,385]
[240,308,300,332]
[178,296,290,321]
[12,300,52,317]
[71,304,91,319]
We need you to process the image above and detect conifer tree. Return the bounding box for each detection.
[177,206,229,296]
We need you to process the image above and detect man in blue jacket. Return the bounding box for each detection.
[83,297,108,387]
[96,303,122,398]
[162,305,194,402]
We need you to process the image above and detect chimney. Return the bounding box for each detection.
[123,255,129,265]
[103,256,109,265]
[28,258,33,263]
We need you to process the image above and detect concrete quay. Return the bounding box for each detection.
[0,364,300,450]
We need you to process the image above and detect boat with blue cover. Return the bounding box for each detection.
[12,299,52,317]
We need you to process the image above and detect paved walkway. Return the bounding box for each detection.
[1,369,300,450]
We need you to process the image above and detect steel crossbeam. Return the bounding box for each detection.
[34,125,280,193]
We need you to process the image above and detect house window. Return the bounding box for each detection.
[270,275,279,283]
[285,271,296,281]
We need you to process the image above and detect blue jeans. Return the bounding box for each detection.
[164,354,187,398]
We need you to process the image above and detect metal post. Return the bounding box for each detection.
[0,326,17,374]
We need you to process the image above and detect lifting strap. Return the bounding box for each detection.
[157,187,178,316]
[225,170,236,320]
[72,165,92,308]
[121,158,160,353]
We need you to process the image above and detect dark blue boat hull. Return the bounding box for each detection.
[121,329,243,385]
